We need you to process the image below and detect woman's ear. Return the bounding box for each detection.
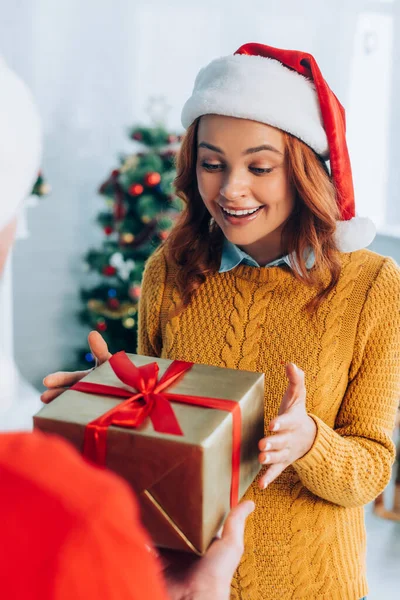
[0,216,18,275]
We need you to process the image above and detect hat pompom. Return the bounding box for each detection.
[334,217,376,253]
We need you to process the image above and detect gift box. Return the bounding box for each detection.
[34,352,264,555]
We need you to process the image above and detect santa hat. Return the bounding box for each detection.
[181,42,376,252]
[0,56,42,231]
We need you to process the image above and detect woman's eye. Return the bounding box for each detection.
[250,167,273,175]
[201,162,223,171]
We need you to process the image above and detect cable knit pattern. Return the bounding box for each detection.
[137,247,400,600]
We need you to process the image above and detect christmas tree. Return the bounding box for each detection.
[31,171,51,197]
[71,123,183,370]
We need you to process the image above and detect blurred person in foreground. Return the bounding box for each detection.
[0,56,254,600]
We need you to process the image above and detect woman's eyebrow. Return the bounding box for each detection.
[198,142,282,155]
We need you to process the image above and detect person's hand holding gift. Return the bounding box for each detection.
[258,363,317,489]
[41,331,111,403]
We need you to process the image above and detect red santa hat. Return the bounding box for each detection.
[181,42,376,252]
[0,56,42,231]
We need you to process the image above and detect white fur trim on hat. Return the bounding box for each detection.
[334,216,376,252]
[181,53,329,157]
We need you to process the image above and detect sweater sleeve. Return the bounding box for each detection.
[137,246,167,357]
[293,257,400,508]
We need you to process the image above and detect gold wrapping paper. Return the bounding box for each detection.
[34,353,264,554]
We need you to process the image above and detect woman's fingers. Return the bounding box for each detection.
[259,463,285,489]
[40,387,69,404]
[258,433,290,452]
[43,369,92,389]
[269,409,300,433]
[259,449,289,465]
[88,330,112,365]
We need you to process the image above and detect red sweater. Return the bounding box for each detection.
[0,431,168,600]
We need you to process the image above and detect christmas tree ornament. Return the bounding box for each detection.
[38,182,51,196]
[121,233,135,244]
[119,155,139,173]
[132,131,143,141]
[111,169,120,178]
[107,297,120,310]
[144,171,161,187]
[110,252,136,281]
[96,318,107,332]
[85,352,95,364]
[107,288,117,298]
[114,186,126,221]
[104,226,113,236]
[88,298,137,320]
[102,265,117,276]
[129,285,141,300]
[122,317,135,329]
[181,42,376,252]
[129,183,144,196]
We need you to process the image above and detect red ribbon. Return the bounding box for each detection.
[71,351,242,507]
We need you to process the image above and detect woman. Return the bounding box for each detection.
[43,43,400,599]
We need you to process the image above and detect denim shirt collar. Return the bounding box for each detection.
[218,237,315,276]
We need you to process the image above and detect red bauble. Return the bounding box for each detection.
[111,169,120,178]
[103,265,117,276]
[104,226,113,236]
[144,172,161,187]
[132,132,143,141]
[96,319,107,332]
[129,285,141,300]
[159,231,169,241]
[129,183,144,196]
[108,298,120,310]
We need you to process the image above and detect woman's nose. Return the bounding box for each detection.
[220,175,248,200]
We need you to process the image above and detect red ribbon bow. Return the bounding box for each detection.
[71,352,242,507]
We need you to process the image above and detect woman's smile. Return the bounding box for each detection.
[219,203,266,226]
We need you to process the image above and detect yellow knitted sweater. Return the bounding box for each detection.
[137,246,400,600]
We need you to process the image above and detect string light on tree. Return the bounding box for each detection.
[123,317,135,329]
[121,233,135,244]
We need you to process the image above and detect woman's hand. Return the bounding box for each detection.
[258,363,317,489]
[40,331,112,404]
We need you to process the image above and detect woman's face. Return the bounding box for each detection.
[196,115,295,265]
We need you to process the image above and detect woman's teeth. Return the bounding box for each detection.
[221,206,261,216]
